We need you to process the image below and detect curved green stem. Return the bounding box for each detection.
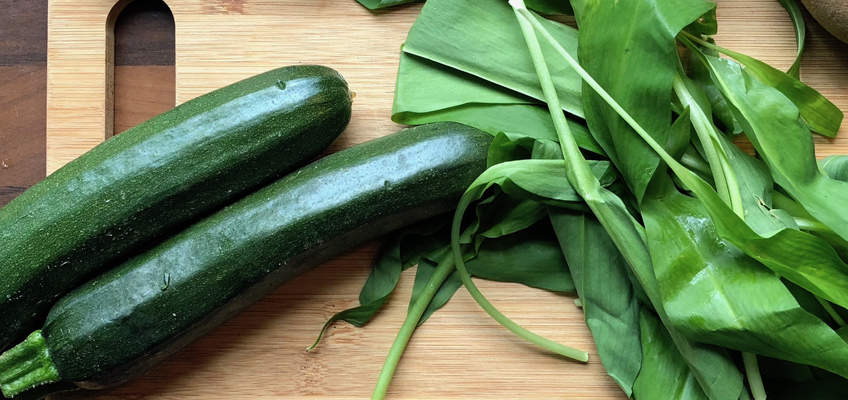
[451,247,589,361]
[672,73,744,218]
[371,255,456,400]
[742,352,766,400]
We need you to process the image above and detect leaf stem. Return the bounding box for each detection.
[450,195,589,363]
[371,255,456,400]
[671,73,744,217]
[815,296,847,327]
[680,30,749,63]
[509,0,600,195]
[794,217,835,234]
[451,238,589,362]
[742,352,767,400]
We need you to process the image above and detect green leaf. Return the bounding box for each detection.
[633,309,709,400]
[689,39,743,136]
[509,7,744,398]
[643,173,848,378]
[684,7,717,36]
[685,35,842,137]
[403,0,584,118]
[392,53,605,155]
[354,0,419,10]
[573,0,715,202]
[549,209,641,396]
[701,55,848,242]
[309,218,450,349]
[468,219,574,292]
[821,155,848,182]
[776,0,806,79]
[524,0,573,15]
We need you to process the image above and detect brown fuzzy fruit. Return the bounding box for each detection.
[802,0,848,44]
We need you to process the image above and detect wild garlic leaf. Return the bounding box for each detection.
[549,209,641,396]
[354,0,418,10]
[686,37,842,137]
[524,0,573,15]
[403,0,584,118]
[573,0,714,203]
[392,53,605,154]
[702,55,848,242]
[821,156,848,182]
[467,219,573,292]
[643,173,848,378]
[776,0,807,79]
[309,217,450,348]
[633,309,709,400]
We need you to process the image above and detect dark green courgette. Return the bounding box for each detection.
[0,122,493,399]
[0,65,352,352]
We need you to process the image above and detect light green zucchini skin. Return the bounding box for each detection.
[39,122,492,392]
[0,65,352,352]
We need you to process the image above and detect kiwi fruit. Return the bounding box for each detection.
[802,0,848,44]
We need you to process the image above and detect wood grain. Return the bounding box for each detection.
[40,0,848,399]
[114,66,175,135]
[0,0,47,206]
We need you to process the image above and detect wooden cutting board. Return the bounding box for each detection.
[46,0,848,399]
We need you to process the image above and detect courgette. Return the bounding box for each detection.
[0,122,493,399]
[0,65,352,352]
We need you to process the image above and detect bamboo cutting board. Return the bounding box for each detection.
[46,0,848,399]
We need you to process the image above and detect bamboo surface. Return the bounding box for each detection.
[45,0,848,399]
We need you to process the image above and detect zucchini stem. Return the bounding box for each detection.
[371,255,456,400]
[0,331,62,399]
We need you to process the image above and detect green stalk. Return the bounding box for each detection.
[509,0,601,195]
[680,30,754,65]
[795,217,837,234]
[371,255,456,400]
[815,296,847,327]
[671,73,744,218]
[450,228,590,362]
[516,8,767,399]
[742,352,767,400]
[673,73,762,398]
[680,150,712,178]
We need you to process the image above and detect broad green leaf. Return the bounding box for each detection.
[509,7,744,398]
[686,37,842,137]
[392,53,605,154]
[643,173,848,378]
[719,136,799,234]
[689,40,743,136]
[309,218,450,348]
[524,0,573,15]
[393,52,536,116]
[764,375,848,400]
[549,209,641,396]
[821,155,848,182]
[466,159,617,210]
[403,0,584,118]
[689,7,717,36]
[573,0,714,202]
[468,220,574,292]
[776,0,806,78]
[633,309,709,400]
[354,0,418,10]
[702,55,848,241]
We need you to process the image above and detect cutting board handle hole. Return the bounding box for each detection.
[106,0,176,138]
